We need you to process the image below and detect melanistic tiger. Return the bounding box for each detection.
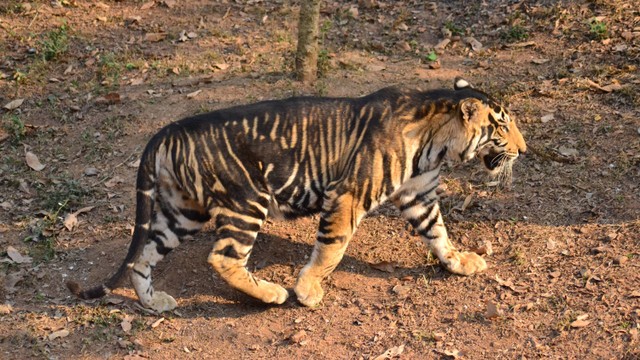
[67,78,526,311]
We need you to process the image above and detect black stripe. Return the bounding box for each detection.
[215,214,261,232]
[151,233,172,255]
[132,268,149,279]
[318,235,347,244]
[399,184,438,212]
[214,244,242,259]
[179,208,211,222]
[217,229,255,245]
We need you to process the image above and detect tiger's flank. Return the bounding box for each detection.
[67,78,526,311]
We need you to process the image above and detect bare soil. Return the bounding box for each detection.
[1,0,639,359]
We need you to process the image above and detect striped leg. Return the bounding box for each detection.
[395,187,486,275]
[295,191,366,307]
[208,198,289,304]
[131,194,209,312]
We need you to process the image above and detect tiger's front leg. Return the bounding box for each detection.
[295,190,366,307]
[394,186,487,275]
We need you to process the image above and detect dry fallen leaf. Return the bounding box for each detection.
[140,1,155,10]
[485,300,502,320]
[121,315,134,333]
[628,291,640,298]
[532,58,550,65]
[373,344,405,360]
[558,146,578,157]
[187,90,202,99]
[151,317,165,328]
[3,99,24,110]
[25,151,46,171]
[541,113,555,123]
[570,319,591,328]
[0,303,13,315]
[104,176,124,188]
[5,271,25,293]
[144,32,167,42]
[6,246,32,264]
[464,37,483,51]
[370,260,398,273]
[435,348,462,358]
[63,206,95,231]
[48,329,70,340]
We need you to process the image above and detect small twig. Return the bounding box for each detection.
[28,10,40,29]
[527,143,577,164]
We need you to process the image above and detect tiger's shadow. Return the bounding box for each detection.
[146,229,450,319]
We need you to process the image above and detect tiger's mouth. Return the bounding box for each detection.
[482,151,504,171]
[481,150,518,186]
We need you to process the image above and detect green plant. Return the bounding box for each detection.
[589,20,608,40]
[2,114,26,143]
[425,51,437,62]
[98,52,122,87]
[444,21,464,36]
[41,24,69,61]
[38,177,91,212]
[501,25,529,42]
[317,49,331,77]
[23,200,68,262]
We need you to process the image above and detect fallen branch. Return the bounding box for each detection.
[527,143,577,164]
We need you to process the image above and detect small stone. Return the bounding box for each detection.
[428,60,441,69]
[84,167,98,176]
[613,256,627,265]
[290,330,307,344]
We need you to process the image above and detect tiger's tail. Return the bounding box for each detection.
[66,135,161,300]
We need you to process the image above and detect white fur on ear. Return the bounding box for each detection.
[454,77,471,90]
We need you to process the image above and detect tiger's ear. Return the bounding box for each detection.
[459,98,483,124]
[454,77,472,90]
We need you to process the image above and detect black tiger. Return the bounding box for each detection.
[67,78,526,311]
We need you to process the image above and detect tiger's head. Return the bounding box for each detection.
[451,78,526,185]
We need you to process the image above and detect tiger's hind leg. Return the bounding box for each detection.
[208,195,288,304]
[131,189,210,312]
[295,189,366,307]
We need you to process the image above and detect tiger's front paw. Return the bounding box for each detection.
[294,275,324,308]
[443,251,487,276]
[147,291,178,312]
[256,280,289,304]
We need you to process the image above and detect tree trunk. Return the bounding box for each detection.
[295,0,321,83]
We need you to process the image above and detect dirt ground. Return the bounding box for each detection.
[1,0,639,359]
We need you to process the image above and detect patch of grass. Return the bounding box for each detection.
[589,19,608,40]
[2,114,26,144]
[41,24,69,62]
[23,200,67,263]
[424,51,437,62]
[501,25,529,42]
[98,52,122,88]
[38,177,91,212]
[510,246,526,266]
[444,21,465,36]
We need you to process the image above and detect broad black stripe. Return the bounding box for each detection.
[399,183,438,212]
[179,208,211,222]
[217,229,255,245]
[151,234,172,255]
[215,214,261,232]
[318,235,347,244]
[213,244,242,259]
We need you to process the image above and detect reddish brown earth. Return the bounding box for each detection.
[1,0,639,359]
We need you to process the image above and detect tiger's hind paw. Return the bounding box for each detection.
[145,291,178,312]
[294,276,324,308]
[443,251,487,276]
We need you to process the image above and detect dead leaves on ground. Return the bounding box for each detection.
[63,206,95,231]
